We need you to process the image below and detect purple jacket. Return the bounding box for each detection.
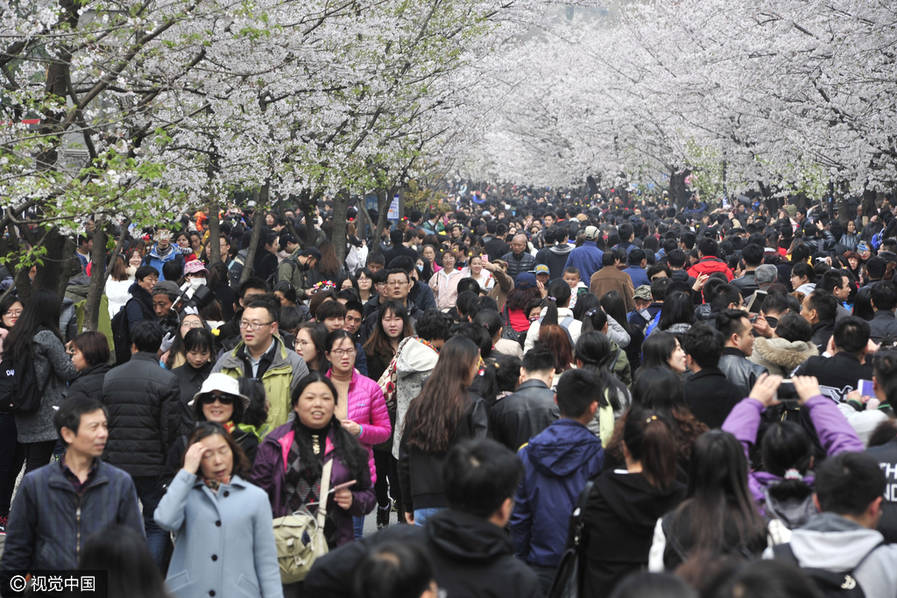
[722,396,864,509]
[250,422,376,548]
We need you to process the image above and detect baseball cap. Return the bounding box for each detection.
[151,280,180,298]
[582,225,600,241]
[755,264,778,284]
[857,241,870,253]
[633,285,652,301]
[515,272,537,290]
[534,264,550,276]
[184,260,207,275]
[190,373,250,409]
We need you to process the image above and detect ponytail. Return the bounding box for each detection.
[623,408,678,489]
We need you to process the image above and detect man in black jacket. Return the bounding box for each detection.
[305,438,542,598]
[717,309,767,398]
[489,346,560,451]
[795,317,873,403]
[681,323,742,428]
[102,319,180,569]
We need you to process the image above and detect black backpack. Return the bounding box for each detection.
[110,306,131,365]
[548,481,594,598]
[0,346,46,414]
[772,541,884,598]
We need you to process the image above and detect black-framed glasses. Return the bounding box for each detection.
[201,394,235,405]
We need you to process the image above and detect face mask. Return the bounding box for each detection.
[189,277,206,289]
[416,264,423,273]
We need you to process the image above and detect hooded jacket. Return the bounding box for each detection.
[687,256,734,281]
[304,509,542,598]
[511,419,603,567]
[749,337,818,378]
[583,470,686,598]
[764,512,897,598]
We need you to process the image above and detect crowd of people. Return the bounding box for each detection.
[2,189,897,597]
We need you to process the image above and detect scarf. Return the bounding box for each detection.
[284,418,331,514]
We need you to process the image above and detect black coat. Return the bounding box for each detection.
[865,438,897,543]
[683,367,743,429]
[101,352,181,477]
[795,352,873,403]
[582,471,686,598]
[304,509,542,598]
[66,363,112,404]
[718,348,767,399]
[488,379,560,452]
[399,395,488,512]
[171,361,213,433]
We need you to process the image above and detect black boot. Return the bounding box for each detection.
[377,503,391,529]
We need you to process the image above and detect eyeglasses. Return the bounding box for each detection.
[3,310,22,318]
[240,320,273,330]
[330,348,356,356]
[201,394,235,405]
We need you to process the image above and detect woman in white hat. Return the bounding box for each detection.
[163,373,257,484]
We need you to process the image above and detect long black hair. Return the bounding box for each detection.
[4,289,64,361]
[289,372,370,488]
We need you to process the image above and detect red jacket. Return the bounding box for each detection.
[688,257,734,281]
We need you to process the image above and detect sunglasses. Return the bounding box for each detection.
[201,394,235,405]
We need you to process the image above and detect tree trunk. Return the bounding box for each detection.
[375,188,390,246]
[239,186,268,284]
[83,223,107,331]
[207,198,221,264]
[33,229,74,303]
[332,191,349,266]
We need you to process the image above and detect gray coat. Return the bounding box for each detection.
[16,329,78,443]
[155,470,282,598]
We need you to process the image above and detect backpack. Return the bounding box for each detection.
[110,306,131,365]
[0,344,47,414]
[548,481,594,598]
[772,540,883,598]
[227,250,247,288]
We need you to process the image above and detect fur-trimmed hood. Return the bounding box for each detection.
[750,337,818,376]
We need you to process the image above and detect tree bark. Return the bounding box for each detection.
[207,198,221,264]
[83,223,107,331]
[33,229,75,304]
[239,186,268,284]
[331,191,349,266]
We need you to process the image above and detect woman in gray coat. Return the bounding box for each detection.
[155,422,282,598]
[4,290,78,472]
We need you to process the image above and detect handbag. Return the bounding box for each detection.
[272,458,334,583]
[548,480,594,598]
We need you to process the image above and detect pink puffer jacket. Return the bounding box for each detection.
[326,369,391,483]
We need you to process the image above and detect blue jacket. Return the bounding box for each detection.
[511,419,604,567]
[0,459,144,571]
[623,266,649,288]
[143,243,184,280]
[155,470,282,598]
[564,241,604,282]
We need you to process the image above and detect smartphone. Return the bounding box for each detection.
[481,255,489,263]
[328,480,357,494]
[858,379,875,397]
[747,290,767,314]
